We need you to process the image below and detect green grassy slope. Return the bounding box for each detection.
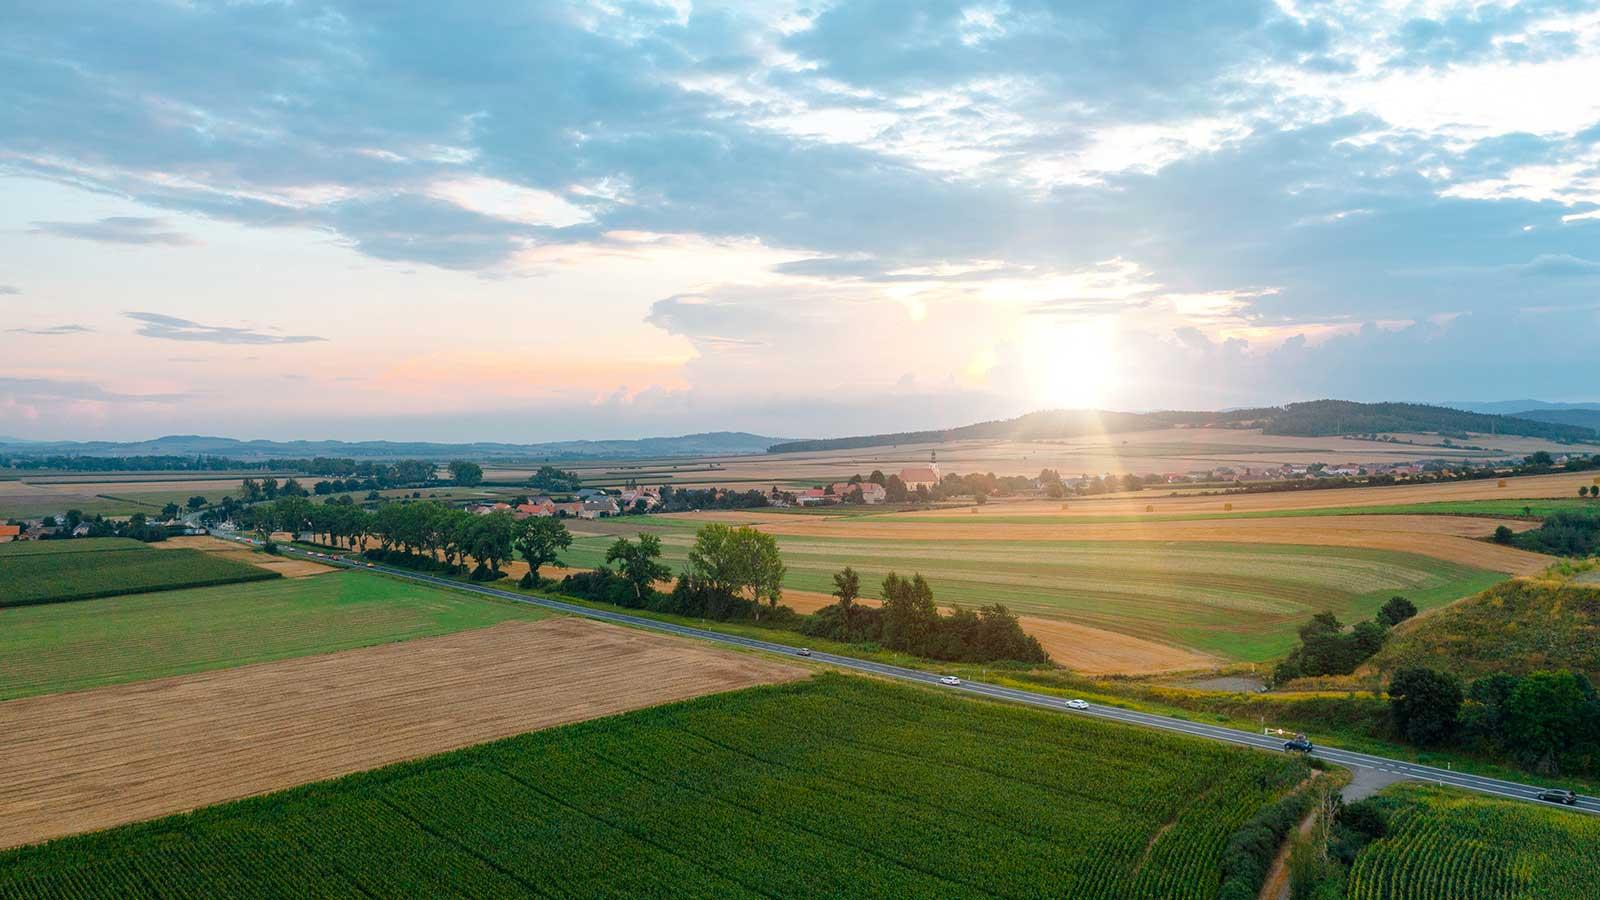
[565,534,1503,660]
[0,570,548,700]
[1347,784,1600,899]
[0,675,1309,898]
[1365,578,1600,682]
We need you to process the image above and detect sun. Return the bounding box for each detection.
[1023,318,1119,410]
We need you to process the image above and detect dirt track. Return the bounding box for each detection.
[754,514,1550,575]
[0,617,804,850]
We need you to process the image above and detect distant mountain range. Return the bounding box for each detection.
[1441,399,1600,414]
[766,400,1599,454]
[0,432,793,462]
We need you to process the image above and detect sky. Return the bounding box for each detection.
[2,0,1599,443]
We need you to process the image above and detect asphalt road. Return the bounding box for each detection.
[231,534,1599,817]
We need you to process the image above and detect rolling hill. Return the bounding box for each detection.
[0,432,793,462]
[767,400,1596,453]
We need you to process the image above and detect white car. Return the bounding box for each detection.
[1066,699,1089,710]
[939,675,962,686]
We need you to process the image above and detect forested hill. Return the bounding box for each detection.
[0,431,791,462]
[766,401,1596,453]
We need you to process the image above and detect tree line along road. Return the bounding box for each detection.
[222,533,1598,817]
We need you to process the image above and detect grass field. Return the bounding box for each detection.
[564,532,1504,660]
[0,674,1309,898]
[1347,784,1600,899]
[0,539,278,608]
[0,570,548,700]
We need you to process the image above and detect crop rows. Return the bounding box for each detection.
[0,674,1307,898]
[1346,784,1600,899]
[0,545,277,608]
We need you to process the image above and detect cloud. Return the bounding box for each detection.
[126,312,325,344]
[0,285,20,295]
[29,217,196,246]
[1513,254,1600,278]
[0,377,191,404]
[7,324,93,335]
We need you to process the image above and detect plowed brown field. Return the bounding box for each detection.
[0,617,803,850]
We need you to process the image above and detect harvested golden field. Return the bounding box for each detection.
[519,427,1585,487]
[0,617,804,850]
[777,588,1217,674]
[754,514,1549,575]
[156,534,334,577]
[901,470,1600,519]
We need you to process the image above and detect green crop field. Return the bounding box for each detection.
[0,540,277,608]
[0,570,548,700]
[564,532,1504,660]
[1347,784,1600,899]
[0,537,147,557]
[0,674,1308,898]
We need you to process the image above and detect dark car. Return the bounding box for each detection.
[1282,736,1314,753]
[1537,788,1577,805]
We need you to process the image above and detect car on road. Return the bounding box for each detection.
[1282,735,1314,753]
[1536,788,1578,805]
[939,675,961,686]
[1066,699,1089,710]
[797,648,812,657]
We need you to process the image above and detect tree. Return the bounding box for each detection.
[832,566,861,635]
[884,474,908,503]
[512,517,572,581]
[1388,667,1462,746]
[880,572,939,653]
[186,495,208,511]
[160,502,180,520]
[868,470,886,486]
[1503,671,1595,774]
[686,523,787,620]
[606,533,672,604]
[448,460,484,487]
[1376,595,1418,628]
[1493,524,1514,544]
[468,511,515,574]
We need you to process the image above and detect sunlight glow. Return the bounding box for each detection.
[1022,318,1120,410]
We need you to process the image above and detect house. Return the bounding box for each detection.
[0,524,19,543]
[579,497,620,519]
[550,500,584,518]
[514,497,557,519]
[830,481,886,504]
[72,524,92,537]
[795,488,831,506]
[897,465,940,492]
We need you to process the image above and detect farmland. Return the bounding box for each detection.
[564,530,1505,660]
[484,427,1589,487]
[0,474,287,519]
[0,674,1309,896]
[0,570,549,700]
[1346,784,1600,899]
[0,538,278,608]
[0,618,801,849]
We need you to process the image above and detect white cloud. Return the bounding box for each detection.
[426,176,593,228]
